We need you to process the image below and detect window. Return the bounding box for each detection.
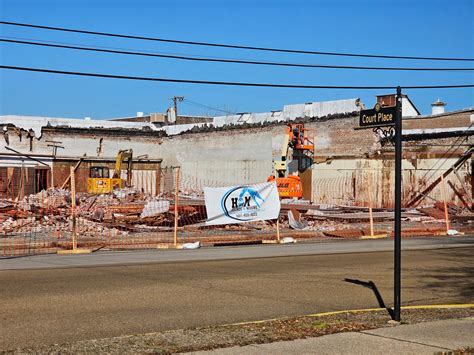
[90,166,110,179]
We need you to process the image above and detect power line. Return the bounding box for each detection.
[1,20,473,62]
[2,36,251,61]
[1,65,474,89]
[182,99,236,115]
[2,37,474,72]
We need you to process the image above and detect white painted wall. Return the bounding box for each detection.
[0,128,163,161]
[311,158,471,207]
[402,97,420,117]
[1,114,470,207]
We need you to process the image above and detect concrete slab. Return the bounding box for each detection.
[193,332,448,355]
[365,317,474,350]
[192,318,474,355]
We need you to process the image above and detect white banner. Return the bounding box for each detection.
[204,182,281,226]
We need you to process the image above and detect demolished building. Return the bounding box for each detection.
[0,116,163,196]
[0,97,472,209]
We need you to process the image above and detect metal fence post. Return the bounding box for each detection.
[440,174,451,233]
[276,216,281,243]
[368,170,374,238]
[70,166,77,251]
[173,166,180,247]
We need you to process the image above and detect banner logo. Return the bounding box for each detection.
[204,182,280,226]
[221,186,265,221]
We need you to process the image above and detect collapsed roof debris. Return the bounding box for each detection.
[0,98,364,138]
[0,115,160,138]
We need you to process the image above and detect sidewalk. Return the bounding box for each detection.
[192,317,473,354]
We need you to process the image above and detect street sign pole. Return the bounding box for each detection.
[356,91,402,321]
[394,86,403,322]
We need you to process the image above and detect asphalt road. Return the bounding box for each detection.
[0,242,473,350]
[1,236,473,270]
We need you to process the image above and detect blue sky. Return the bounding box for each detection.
[0,0,473,119]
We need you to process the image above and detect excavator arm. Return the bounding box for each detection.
[273,132,291,178]
[113,149,133,186]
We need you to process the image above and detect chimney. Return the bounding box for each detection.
[376,94,396,107]
[431,99,446,115]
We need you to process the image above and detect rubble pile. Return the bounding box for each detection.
[1,186,472,253]
[76,217,127,239]
[0,188,134,237]
[1,188,207,238]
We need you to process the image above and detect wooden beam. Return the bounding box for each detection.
[60,158,84,189]
[447,180,469,208]
[406,146,473,207]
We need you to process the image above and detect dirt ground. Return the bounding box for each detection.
[4,307,473,354]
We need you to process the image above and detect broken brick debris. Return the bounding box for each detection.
[1,186,473,256]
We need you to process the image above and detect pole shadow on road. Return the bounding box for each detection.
[344,278,395,319]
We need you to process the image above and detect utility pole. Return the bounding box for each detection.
[172,96,184,124]
[46,140,64,188]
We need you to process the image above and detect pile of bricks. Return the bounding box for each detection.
[49,188,205,235]
[2,184,473,255]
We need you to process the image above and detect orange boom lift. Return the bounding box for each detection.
[267,123,314,199]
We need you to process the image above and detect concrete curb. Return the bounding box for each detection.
[230,304,474,326]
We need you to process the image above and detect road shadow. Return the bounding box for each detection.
[344,278,395,319]
[417,248,474,300]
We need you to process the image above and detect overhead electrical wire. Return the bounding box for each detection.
[182,99,236,115]
[2,36,263,62]
[1,20,473,62]
[1,65,474,89]
[2,37,474,72]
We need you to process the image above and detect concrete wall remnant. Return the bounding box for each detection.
[0,100,472,208]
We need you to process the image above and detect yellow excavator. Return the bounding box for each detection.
[87,149,133,194]
[267,124,314,198]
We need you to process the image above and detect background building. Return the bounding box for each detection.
[1,96,472,208]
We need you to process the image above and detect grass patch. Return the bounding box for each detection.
[312,320,331,330]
